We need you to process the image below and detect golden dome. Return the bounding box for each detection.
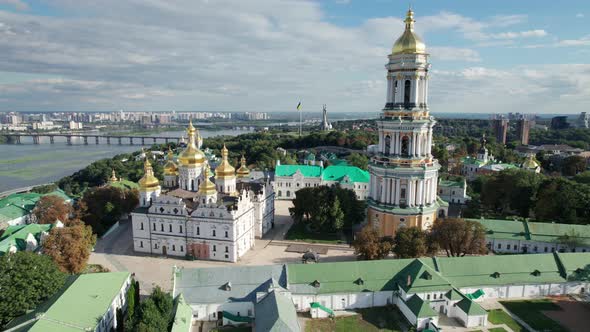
[236,155,250,178]
[522,155,540,170]
[198,163,217,195]
[392,9,426,55]
[163,148,178,175]
[109,169,118,183]
[215,144,236,179]
[138,159,160,191]
[178,120,205,167]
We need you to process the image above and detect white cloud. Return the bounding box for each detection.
[558,35,590,46]
[0,0,28,11]
[487,29,547,39]
[576,13,584,18]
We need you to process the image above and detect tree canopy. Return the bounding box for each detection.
[133,287,174,332]
[0,252,66,327]
[43,222,97,274]
[392,226,434,259]
[79,186,139,235]
[32,195,72,225]
[430,218,487,257]
[352,226,392,260]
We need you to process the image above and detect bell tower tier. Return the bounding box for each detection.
[368,9,447,238]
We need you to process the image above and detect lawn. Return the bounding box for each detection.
[500,299,568,332]
[488,328,508,332]
[487,309,524,332]
[305,306,405,332]
[285,221,343,244]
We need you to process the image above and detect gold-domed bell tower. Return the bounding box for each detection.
[138,158,161,207]
[198,163,217,205]
[215,144,236,194]
[367,8,447,238]
[163,148,179,188]
[236,155,250,182]
[178,120,206,191]
[109,169,119,183]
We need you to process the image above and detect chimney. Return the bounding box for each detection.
[276,159,281,166]
[407,275,412,287]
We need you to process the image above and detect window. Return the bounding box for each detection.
[401,136,409,156]
[160,224,164,232]
[172,245,176,251]
[507,244,511,250]
[404,80,411,105]
[498,243,502,249]
[153,223,156,231]
[225,246,229,253]
[544,247,548,252]
[213,245,217,252]
[427,294,430,300]
[180,245,184,252]
[212,230,216,237]
[140,241,143,248]
[140,222,144,230]
[534,246,538,252]
[155,243,158,249]
[197,227,200,235]
[179,225,183,234]
[169,224,172,232]
[225,231,228,238]
[384,135,391,154]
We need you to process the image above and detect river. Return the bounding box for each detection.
[0,128,252,192]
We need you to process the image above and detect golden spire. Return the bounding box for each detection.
[109,169,118,183]
[178,119,205,167]
[215,144,236,179]
[138,158,160,191]
[163,147,178,175]
[392,8,426,55]
[236,155,250,178]
[198,163,217,195]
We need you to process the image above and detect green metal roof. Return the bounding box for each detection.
[0,190,72,224]
[27,272,130,332]
[171,294,193,332]
[109,179,140,190]
[456,297,487,316]
[461,157,487,166]
[404,294,437,318]
[255,291,301,332]
[397,259,452,293]
[321,166,370,183]
[0,223,54,255]
[275,164,323,177]
[444,289,463,301]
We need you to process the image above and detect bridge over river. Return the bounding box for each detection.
[2,133,181,145]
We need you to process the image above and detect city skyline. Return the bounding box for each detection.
[0,0,588,113]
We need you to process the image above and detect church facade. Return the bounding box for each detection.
[131,122,275,262]
[368,9,447,237]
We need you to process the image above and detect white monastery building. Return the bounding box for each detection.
[131,122,275,262]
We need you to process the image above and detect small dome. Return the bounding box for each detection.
[138,159,160,190]
[236,155,250,178]
[215,144,236,179]
[163,149,178,175]
[178,121,205,167]
[392,9,426,55]
[199,163,217,195]
[522,155,540,170]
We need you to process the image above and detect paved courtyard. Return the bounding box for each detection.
[89,200,357,294]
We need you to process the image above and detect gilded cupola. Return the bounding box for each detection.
[138,159,160,191]
[215,144,236,179]
[178,120,205,167]
[236,155,250,178]
[392,8,426,55]
[198,163,217,196]
[163,148,178,175]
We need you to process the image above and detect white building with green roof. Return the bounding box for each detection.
[0,189,72,229]
[5,272,132,332]
[173,252,590,330]
[437,178,470,204]
[273,162,370,200]
[0,220,63,256]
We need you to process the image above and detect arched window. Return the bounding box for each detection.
[286,191,291,197]
[278,190,282,197]
[384,135,391,155]
[404,80,411,106]
[401,136,410,156]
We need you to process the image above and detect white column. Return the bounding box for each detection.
[384,178,390,204]
[397,133,402,154]
[386,77,392,103]
[413,132,418,156]
[389,134,395,155]
[424,76,429,105]
[396,79,403,104]
[408,180,414,207]
[418,180,424,206]
[394,179,400,205]
[380,177,386,203]
[389,179,394,204]
[417,133,422,157]
[427,130,432,156]
[431,178,437,203]
[410,78,417,105]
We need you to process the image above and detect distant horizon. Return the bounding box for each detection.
[0,1,588,114]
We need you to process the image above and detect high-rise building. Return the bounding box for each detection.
[367,9,447,238]
[515,117,531,145]
[551,116,569,130]
[576,112,589,129]
[491,115,509,145]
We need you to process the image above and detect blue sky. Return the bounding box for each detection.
[0,0,588,114]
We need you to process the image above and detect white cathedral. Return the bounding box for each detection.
[131,121,275,262]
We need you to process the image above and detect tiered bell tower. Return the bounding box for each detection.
[368,9,447,237]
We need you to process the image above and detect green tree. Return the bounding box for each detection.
[0,252,66,327]
[430,218,487,257]
[392,227,432,258]
[562,155,588,176]
[573,171,590,185]
[534,177,590,224]
[346,153,369,170]
[352,226,392,260]
[136,287,174,332]
[79,186,139,235]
